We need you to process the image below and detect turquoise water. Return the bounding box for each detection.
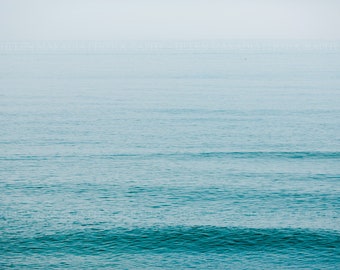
[1,45,340,269]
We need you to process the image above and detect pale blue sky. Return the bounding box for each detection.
[1,0,339,41]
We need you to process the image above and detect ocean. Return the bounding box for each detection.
[0,41,339,269]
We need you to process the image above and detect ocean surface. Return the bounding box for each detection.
[1,42,340,269]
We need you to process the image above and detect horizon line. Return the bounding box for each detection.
[1,39,339,52]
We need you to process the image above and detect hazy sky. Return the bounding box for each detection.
[1,0,340,41]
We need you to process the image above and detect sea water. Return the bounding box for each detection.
[0,42,339,269]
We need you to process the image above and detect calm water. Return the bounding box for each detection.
[1,44,340,269]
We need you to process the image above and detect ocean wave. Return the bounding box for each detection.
[1,151,340,161]
[190,151,340,159]
[2,226,339,255]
